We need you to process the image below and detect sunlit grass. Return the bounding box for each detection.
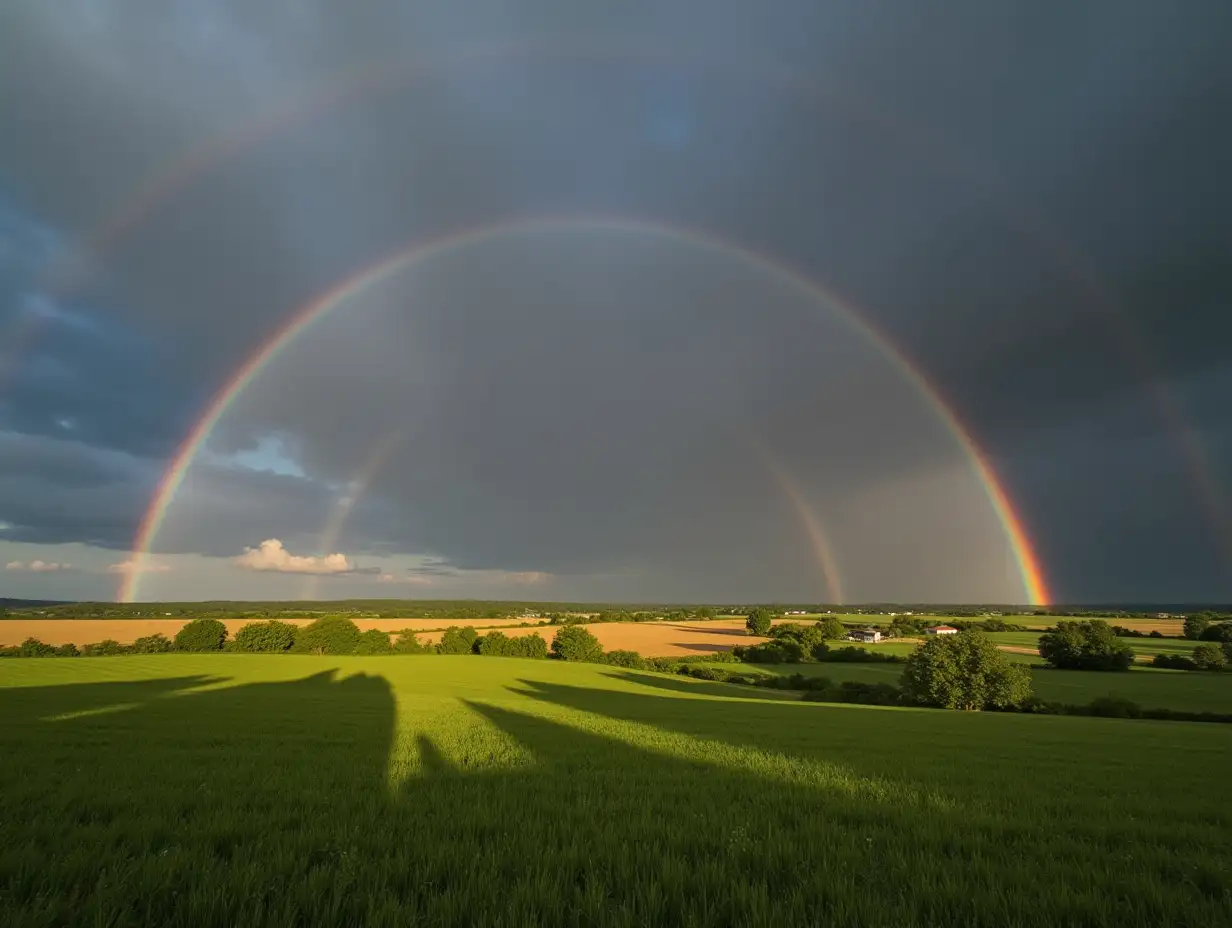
[1,655,1230,926]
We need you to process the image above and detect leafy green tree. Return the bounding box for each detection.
[745,607,775,636]
[1199,622,1232,643]
[393,630,429,654]
[1191,643,1228,671]
[1038,620,1134,671]
[1183,614,1211,640]
[82,639,126,656]
[54,643,80,657]
[232,620,297,653]
[476,630,516,656]
[174,619,228,652]
[511,634,548,659]
[131,633,175,654]
[18,637,56,657]
[551,625,604,662]
[900,631,1032,710]
[817,616,848,640]
[437,626,479,654]
[291,617,361,655]
[353,629,394,654]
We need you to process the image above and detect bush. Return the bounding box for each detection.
[353,629,394,655]
[1199,622,1232,644]
[801,680,902,706]
[900,631,1033,710]
[292,617,362,655]
[54,643,80,657]
[1152,653,1197,671]
[1038,620,1134,671]
[1184,614,1211,640]
[393,630,429,654]
[603,649,646,669]
[233,620,297,653]
[437,626,479,655]
[130,633,175,654]
[18,637,57,657]
[475,631,517,656]
[1086,696,1142,719]
[745,607,775,636]
[511,634,548,659]
[1191,643,1229,671]
[174,618,228,652]
[551,625,604,662]
[817,616,848,640]
[82,639,126,656]
[645,656,683,673]
[812,644,906,664]
[734,641,802,664]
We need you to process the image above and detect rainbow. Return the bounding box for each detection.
[122,216,1052,604]
[751,442,846,603]
[9,38,1219,570]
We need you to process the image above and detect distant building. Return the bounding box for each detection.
[924,625,958,636]
[850,628,882,643]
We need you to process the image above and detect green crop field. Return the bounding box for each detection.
[724,661,1232,713]
[3,655,1231,926]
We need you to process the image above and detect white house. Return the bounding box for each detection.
[924,625,959,636]
[849,628,882,643]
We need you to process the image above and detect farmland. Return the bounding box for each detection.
[722,661,1232,714]
[2,654,1230,926]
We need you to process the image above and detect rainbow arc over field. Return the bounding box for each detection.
[122,216,1052,605]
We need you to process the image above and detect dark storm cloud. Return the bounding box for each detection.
[1,2,1229,599]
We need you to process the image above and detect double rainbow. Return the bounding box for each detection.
[121,216,1051,605]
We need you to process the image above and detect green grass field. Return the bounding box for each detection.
[2,655,1230,926]
[723,661,1232,713]
[984,631,1207,660]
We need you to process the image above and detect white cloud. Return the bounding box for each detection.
[233,538,352,575]
[5,559,71,572]
[106,558,171,575]
[506,570,551,585]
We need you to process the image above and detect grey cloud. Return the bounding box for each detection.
[1,2,1229,600]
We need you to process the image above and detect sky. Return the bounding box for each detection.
[1,2,1229,605]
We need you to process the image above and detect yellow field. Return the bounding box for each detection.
[0,616,536,647]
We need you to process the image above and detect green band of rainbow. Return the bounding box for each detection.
[122,216,1051,604]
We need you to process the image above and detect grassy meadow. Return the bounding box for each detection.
[720,660,1232,713]
[2,655,1231,926]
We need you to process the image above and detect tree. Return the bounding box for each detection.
[437,626,479,654]
[511,634,548,659]
[1191,643,1228,671]
[18,637,56,657]
[131,633,175,654]
[393,630,429,654]
[174,618,228,652]
[353,629,394,654]
[1038,620,1134,671]
[745,607,775,636]
[817,616,848,640]
[900,631,1033,710]
[551,625,604,662]
[233,620,297,653]
[1184,614,1211,640]
[291,617,361,655]
[1199,622,1232,643]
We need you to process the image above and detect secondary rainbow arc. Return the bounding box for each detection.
[123,216,1052,605]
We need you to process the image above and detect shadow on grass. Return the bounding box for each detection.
[0,674,228,722]
[602,669,795,701]
[667,641,739,653]
[0,665,1226,926]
